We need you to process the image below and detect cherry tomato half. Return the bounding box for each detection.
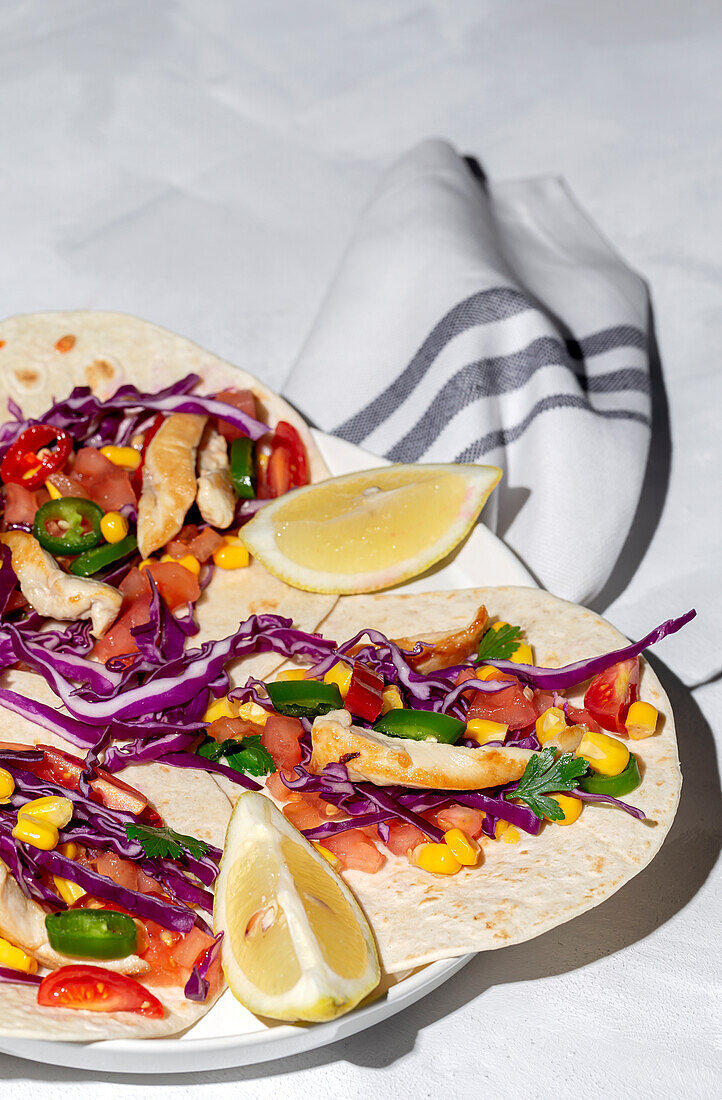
[583,658,639,734]
[37,965,164,1017]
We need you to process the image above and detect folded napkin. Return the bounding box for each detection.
[285,140,650,605]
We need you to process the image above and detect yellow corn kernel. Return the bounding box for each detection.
[412,843,462,875]
[237,701,269,727]
[0,937,38,975]
[625,700,659,740]
[494,819,510,839]
[45,480,62,500]
[161,553,201,576]
[138,558,154,571]
[313,843,341,870]
[510,642,534,665]
[99,445,141,471]
[443,827,480,867]
[576,730,630,776]
[466,718,508,745]
[381,685,403,714]
[53,875,87,905]
[12,816,59,850]
[275,669,308,682]
[548,794,583,826]
[100,511,129,544]
[489,621,509,633]
[203,695,236,724]
[535,706,567,745]
[0,767,15,803]
[212,544,250,570]
[19,795,73,829]
[501,825,520,844]
[57,841,79,860]
[478,665,510,682]
[323,662,353,698]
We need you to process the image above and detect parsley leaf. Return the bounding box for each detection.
[124,822,209,861]
[505,747,590,821]
[477,623,523,661]
[223,736,276,777]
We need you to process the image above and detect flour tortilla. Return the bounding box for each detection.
[238,586,681,974]
[0,682,234,1040]
[0,310,337,683]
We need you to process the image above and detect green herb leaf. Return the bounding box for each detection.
[124,822,209,861]
[505,747,590,820]
[477,623,523,662]
[197,738,225,762]
[223,736,276,777]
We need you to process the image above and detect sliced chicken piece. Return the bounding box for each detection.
[310,709,534,790]
[137,413,207,559]
[0,531,121,637]
[0,858,150,975]
[393,605,489,673]
[196,425,235,530]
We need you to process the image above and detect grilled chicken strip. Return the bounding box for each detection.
[0,859,149,975]
[310,709,533,790]
[196,425,235,530]
[137,413,207,558]
[392,605,488,673]
[0,531,121,637]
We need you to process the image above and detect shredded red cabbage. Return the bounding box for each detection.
[569,790,646,819]
[184,931,224,1003]
[0,966,42,986]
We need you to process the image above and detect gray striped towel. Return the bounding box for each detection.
[284,140,650,604]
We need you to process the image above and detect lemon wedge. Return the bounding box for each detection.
[214,792,380,1022]
[240,462,501,593]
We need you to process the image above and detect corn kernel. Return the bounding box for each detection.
[323,662,353,698]
[161,553,201,576]
[478,665,510,682]
[212,544,250,570]
[237,701,269,727]
[45,480,62,500]
[466,718,508,745]
[19,796,73,828]
[510,642,534,665]
[501,825,520,844]
[535,706,567,745]
[100,511,129,544]
[494,819,510,839]
[313,843,341,870]
[548,794,583,826]
[53,876,87,905]
[0,767,15,803]
[625,700,659,740]
[381,685,404,714]
[57,841,79,860]
[12,816,59,850]
[0,937,38,974]
[412,843,462,875]
[138,559,154,571]
[275,669,308,682]
[443,827,480,866]
[203,695,237,724]
[100,445,141,471]
[489,621,509,633]
[576,730,630,776]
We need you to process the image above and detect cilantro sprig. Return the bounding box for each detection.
[505,747,589,821]
[198,735,276,777]
[125,822,209,861]
[477,623,523,662]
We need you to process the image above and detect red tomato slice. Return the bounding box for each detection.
[436,804,485,839]
[22,745,149,816]
[384,820,426,857]
[322,829,386,873]
[264,770,299,802]
[583,658,639,734]
[37,965,164,1017]
[261,714,304,772]
[465,674,537,729]
[214,388,258,444]
[564,703,602,734]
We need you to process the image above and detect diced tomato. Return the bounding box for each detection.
[265,770,298,802]
[91,563,200,664]
[37,965,164,1017]
[384,820,427,857]
[22,745,149,816]
[3,482,42,527]
[565,703,602,734]
[261,421,308,499]
[465,671,537,729]
[141,562,201,611]
[261,714,304,772]
[94,851,138,892]
[532,691,557,717]
[166,525,224,563]
[46,472,91,499]
[283,793,341,832]
[207,715,264,744]
[436,804,485,839]
[584,658,639,734]
[214,388,258,444]
[91,592,151,664]
[70,447,137,512]
[322,829,386,873]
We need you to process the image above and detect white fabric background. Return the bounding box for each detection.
[0,1,719,1097]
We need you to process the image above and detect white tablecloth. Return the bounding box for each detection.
[0,2,719,1097]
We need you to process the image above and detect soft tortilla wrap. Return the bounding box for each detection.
[0,310,337,683]
[0,698,232,1040]
[220,586,681,974]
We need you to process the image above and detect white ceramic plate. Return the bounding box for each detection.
[0,431,534,1074]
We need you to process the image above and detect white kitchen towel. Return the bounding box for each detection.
[285,140,651,605]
